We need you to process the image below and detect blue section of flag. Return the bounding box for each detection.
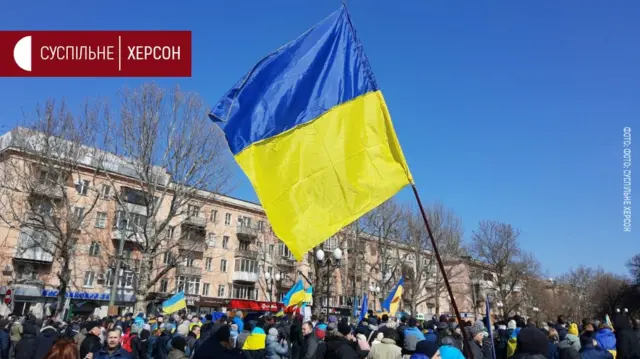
[359,293,368,322]
[209,5,378,155]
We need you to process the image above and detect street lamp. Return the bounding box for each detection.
[316,248,342,312]
[533,306,540,325]
[496,301,504,319]
[369,285,381,311]
[264,272,281,303]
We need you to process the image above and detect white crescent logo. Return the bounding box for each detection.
[13,36,32,72]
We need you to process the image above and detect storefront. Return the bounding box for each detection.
[228,299,284,313]
[198,297,228,314]
[41,289,136,317]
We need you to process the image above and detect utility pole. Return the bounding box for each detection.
[109,230,126,313]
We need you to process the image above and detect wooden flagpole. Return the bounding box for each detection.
[411,184,474,358]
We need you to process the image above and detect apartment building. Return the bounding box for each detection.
[0,127,482,319]
[0,128,308,317]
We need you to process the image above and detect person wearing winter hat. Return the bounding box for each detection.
[168,335,188,359]
[514,327,549,358]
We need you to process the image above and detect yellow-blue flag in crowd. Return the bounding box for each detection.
[209,5,413,260]
[381,277,404,316]
[282,280,306,308]
[162,291,187,314]
[242,327,266,350]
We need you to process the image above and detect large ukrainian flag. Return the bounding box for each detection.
[381,277,404,316]
[210,5,413,260]
[162,291,187,314]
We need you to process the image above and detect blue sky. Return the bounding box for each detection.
[1,0,638,276]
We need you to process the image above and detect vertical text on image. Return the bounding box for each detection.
[623,127,631,232]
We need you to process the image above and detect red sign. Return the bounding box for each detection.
[228,300,284,312]
[3,289,11,306]
[0,31,191,77]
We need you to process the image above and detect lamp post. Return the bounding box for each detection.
[264,272,281,303]
[316,248,342,313]
[369,285,380,312]
[496,301,504,319]
[533,306,540,325]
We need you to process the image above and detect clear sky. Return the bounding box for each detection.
[1,0,638,276]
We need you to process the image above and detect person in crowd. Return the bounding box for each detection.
[266,327,289,359]
[289,317,304,359]
[187,325,200,353]
[10,318,23,359]
[232,312,244,334]
[466,323,486,359]
[403,318,426,355]
[548,328,561,359]
[325,322,359,359]
[80,322,102,359]
[166,335,188,359]
[511,327,549,359]
[410,340,439,359]
[613,314,640,359]
[595,323,617,358]
[236,321,253,351]
[301,321,318,359]
[240,318,267,359]
[169,324,191,357]
[0,318,10,359]
[33,320,59,359]
[579,334,614,359]
[95,329,132,359]
[367,327,402,359]
[153,323,174,359]
[42,338,79,359]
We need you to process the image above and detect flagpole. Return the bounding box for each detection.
[411,184,474,359]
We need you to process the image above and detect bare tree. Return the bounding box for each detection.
[627,254,640,285]
[557,266,604,320]
[101,83,233,312]
[401,204,466,316]
[0,101,107,315]
[469,220,540,317]
[591,272,629,316]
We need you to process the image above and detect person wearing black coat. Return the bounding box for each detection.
[32,323,59,359]
[193,325,243,359]
[614,315,640,359]
[324,323,359,359]
[131,329,149,359]
[80,326,103,359]
[154,327,174,359]
[0,319,10,359]
[511,327,549,359]
[290,317,304,359]
[14,323,37,359]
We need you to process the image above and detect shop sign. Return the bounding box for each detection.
[199,297,227,307]
[42,290,135,302]
[185,295,200,306]
[228,299,284,312]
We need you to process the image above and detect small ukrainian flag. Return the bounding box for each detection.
[162,291,187,314]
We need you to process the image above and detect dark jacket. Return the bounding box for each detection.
[579,343,614,359]
[33,326,59,359]
[324,336,359,359]
[303,333,319,359]
[615,328,640,359]
[154,331,173,359]
[80,333,103,358]
[194,338,244,359]
[0,328,10,359]
[131,332,148,359]
[290,321,304,359]
[94,347,133,359]
[467,339,487,359]
[13,323,37,359]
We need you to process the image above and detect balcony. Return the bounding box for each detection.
[236,224,258,240]
[235,249,259,259]
[32,182,63,199]
[118,202,148,216]
[111,228,145,244]
[14,246,54,263]
[232,271,259,282]
[183,215,206,228]
[178,240,206,252]
[176,265,202,277]
[276,256,296,268]
[277,276,295,288]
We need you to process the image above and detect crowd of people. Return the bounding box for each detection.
[0,310,639,359]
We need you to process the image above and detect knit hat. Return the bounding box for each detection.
[516,327,549,356]
[508,320,517,330]
[172,335,187,352]
[143,324,151,332]
[328,315,338,324]
[338,322,352,336]
[470,325,483,338]
[416,340,440,358]
[568,323,578,336]
[268,328,279,337]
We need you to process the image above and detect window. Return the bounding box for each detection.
[483,272,493,281]
[123,271,134,288]
[207,233,216,247]
[167,226,175,239]
[220,259,227,272]
[205,257,212,271]
[239,241,249,251]
[224,213,232,225]
[234,259,257,273]
[105,269,134,288]
[269,244,274,255]
[187,205,200,217]
[163,252,172,265]
[210,210,218,222]
[202,283,210,296]
[279,243,293,258]
[222,236,229,249]
[39,170,59,185]
[73,207,85,220]
[233,285,257,300]
[83,271,95,287]
[114,211,146,231]
[101,184,111,199]
[160,279,168,292]
[258,221,264,231]
[267,266,273,276]
[75,179,89,195]
[177,276,201,295]
[32,200,53,216]
[185,257,195,267]
[217,284,226,297]
[89,241,100,256]
[95,212,107,228]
